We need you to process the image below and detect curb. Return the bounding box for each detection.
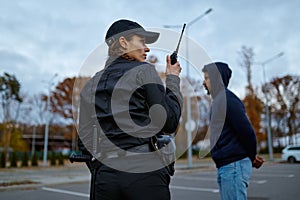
[0,176,90,192]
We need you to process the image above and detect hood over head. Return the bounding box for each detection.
[215,62,232,87]
[202,62,229,151]
[202,62,231,98]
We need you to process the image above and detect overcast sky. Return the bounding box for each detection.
[1,0,299,98]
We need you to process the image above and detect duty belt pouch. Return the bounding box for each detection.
[151,135,176,176]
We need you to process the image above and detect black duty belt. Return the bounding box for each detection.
[69,143,152,162]
[97,143,152,159]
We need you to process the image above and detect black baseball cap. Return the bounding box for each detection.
[105,19,160,46]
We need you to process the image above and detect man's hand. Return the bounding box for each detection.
[253,155,264,169]
[166,55,181,76]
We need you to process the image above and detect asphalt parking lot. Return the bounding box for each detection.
[1,160,299,200]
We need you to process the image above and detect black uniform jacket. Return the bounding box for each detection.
[78,57,183,155]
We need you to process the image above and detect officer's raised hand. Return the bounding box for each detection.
[166,55,182,77]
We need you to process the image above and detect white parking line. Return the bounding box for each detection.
[42,187,89,198]
[251,180,267,184]
[42,185,220,197]
[171,185,219,193]
[252,173,295,178]
[174,176,215,181]
[175,175,267,184]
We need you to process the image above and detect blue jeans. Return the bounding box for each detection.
[217,157,252,200]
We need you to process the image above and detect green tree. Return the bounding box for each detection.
[0,72,23,161]
[0,72,23,121]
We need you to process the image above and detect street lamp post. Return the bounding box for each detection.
[31,125,36,157]
[43,73,58,167]
[164,8,213,168]
[256,52,284,161]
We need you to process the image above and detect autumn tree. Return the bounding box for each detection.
[49,76,90,151]
[47,77,75,151]
[265,75,300,144]
[50,77,75,120]
[72,76,91,125]
[50,77,90,122]
[238,46,265,147]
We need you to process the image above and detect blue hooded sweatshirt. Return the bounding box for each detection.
[203,62,257,168]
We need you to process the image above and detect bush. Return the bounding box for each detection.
[273,146,284,154]
[259,147,268,154]
[21,152,29,167]
[10,151,18,167]
[58,152,64,166]
[31,151,38,167]
[50,151,56,166]
[0,152,6,168]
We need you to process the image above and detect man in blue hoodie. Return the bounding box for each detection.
[202,62,264,200]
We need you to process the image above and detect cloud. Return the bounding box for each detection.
[0,0,299,98]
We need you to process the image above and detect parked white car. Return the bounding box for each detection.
[281,145,300,163]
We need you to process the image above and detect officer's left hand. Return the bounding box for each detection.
[165,55,181,76]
